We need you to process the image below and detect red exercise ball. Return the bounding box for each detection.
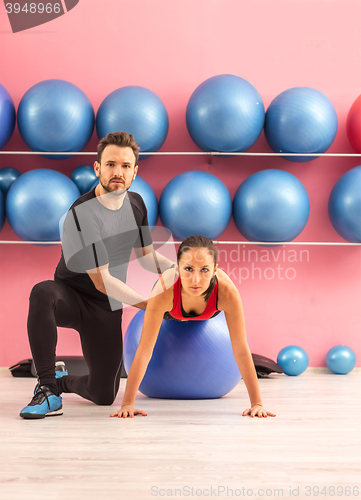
[346,95,361,153]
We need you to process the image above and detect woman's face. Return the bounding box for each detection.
[178,247,217,297]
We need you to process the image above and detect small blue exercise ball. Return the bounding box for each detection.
[96,86,169,160]
[186,74,265,153]
[326,345,356,375]
[18,80,95,159]
[328,165,361,243]
[0,167,21,196]
[233,169,310,242]
[91,175,159,230]
[159,171,232,240]
[264,87,338,162]
[0,84,16,149]
[277,345,309,376]
[6,169,80,241]
[71,165,98,194]
[0,190,5,231]
[124,310,241,399]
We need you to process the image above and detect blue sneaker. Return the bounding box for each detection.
[33,361,68,395]
[20,385,63,419]
[55,361,68,379]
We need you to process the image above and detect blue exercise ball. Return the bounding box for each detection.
[159,171,232,240]
[71,165,98,194]
[91,175,159,229]
[326,345,356,375]
[18,80,95,160]
[264,87,338,162]
[96,86,169,160]
[124,310,241,399]
[328,165,361,243]
[129,176,158,228]
[0,167,21,196]
[6,169,80,241]
[186,74,265,153]
[277,346,309,376]
[0,190,5,232]
[233,169,310,242]
[0,84,16,149]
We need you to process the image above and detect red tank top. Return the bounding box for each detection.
[169,277,219,321]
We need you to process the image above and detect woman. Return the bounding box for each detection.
[111,235,276,419]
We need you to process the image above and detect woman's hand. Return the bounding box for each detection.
[110,405,147,418]
[242,404,276,418]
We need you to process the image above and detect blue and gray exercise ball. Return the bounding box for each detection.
[328,165,361,243]
[0,190,5,232]
[160,170,232,240]
[0,84,16,149]
[277,346,309,376]
[124,310,241,399]
[186,74,265,153]
[96,86,169,160]
[6,169,80,241]
[71,165,98,194]
[264,87,338,162]
[18,79,95,159]
[326,345,356,375]
[129,176,158,228]
[0,167,21,196]
[233,169,310,242]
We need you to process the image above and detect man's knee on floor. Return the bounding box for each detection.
[92,392,117,406]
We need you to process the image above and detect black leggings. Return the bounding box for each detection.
[27,280,123,405]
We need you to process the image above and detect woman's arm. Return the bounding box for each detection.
[110,282,174,418]
[217,271,276,418]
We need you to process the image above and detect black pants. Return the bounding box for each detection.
[27,280,123,405]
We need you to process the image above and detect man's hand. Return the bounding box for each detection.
[110,405,147,418]
[133,300,148,310]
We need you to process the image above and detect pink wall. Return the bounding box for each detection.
[0,0,360,367]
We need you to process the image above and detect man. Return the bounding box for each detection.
[20,131,175,419]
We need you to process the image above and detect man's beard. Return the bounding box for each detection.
[99,176,129,196]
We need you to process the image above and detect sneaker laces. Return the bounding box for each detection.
[31,387,54,409]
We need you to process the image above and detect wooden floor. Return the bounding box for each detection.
[0,368,360,500]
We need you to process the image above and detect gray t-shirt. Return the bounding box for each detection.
[55,188,152,310]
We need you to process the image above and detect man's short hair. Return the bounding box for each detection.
[97,131,140,165]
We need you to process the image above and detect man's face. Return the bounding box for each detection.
[94,145,138,194]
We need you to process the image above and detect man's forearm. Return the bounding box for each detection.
[138,250,175,274]
[98,273,147,309]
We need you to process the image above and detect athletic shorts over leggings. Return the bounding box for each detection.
[27,280,123,405]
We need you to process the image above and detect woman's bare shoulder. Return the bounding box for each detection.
[149,268,178,310]
[216,268,241,309]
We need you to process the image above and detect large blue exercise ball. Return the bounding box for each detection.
[186,74,265,153]
[6,169,80,241]
[264,87,338,162]
[96,86,169,160]
[277,346,309,376]
[159,171,232,240]
[326,345,356,375]
[71,165,98,194]
[328,165,361,243]
[124,310,241,399]
[233,169,310,242]
[91,175,159,229]
[0,167,21,196]
[0,84,16,149]
[129,176,158,228]
[17,80,95,160]
[0,190,5,232]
